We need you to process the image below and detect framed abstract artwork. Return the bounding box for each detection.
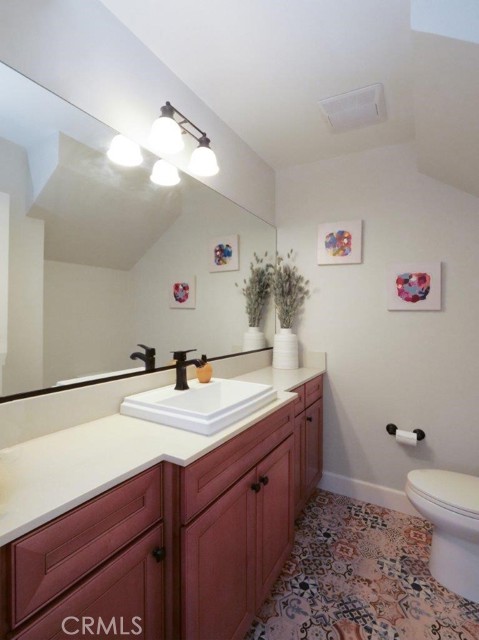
[317,220,362,265]
[209,234,239,272]
[169,276,196,309]
[387,263,442,311]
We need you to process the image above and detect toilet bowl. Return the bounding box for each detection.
[406,469,479,603]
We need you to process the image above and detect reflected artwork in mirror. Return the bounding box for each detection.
[0,61,276,401]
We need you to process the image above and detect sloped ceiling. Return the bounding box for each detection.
[413,32,479,197]
[27,133,183,270]
[99,0,415,168]
[0,62,190,270]
[99,0,479,198]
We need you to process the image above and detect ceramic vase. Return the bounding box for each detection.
[272,327,299,369]
[242,326,266,351]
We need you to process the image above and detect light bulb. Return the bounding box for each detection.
[150,116,184,155]
[188,136,219,177]
[107,135,143,167]
[150,159,181,186]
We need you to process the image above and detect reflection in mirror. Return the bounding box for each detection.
[0,62,276,400]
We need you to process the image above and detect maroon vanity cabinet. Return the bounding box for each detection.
[3,464,172,640]
[292,375,324,517]
[1,375,324,640]
[9,525,165,640]
[180,403,295,640]
[182,468,257,640]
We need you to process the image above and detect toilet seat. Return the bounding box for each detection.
[407,469,479,519]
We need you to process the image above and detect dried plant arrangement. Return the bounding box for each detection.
[270,250,310,328]
[236,252,272,327]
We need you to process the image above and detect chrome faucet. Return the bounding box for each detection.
[172,349,205,390]
[130,344,156,372]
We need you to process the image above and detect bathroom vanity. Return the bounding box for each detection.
[0,369,324,639]
[3,465,169,639]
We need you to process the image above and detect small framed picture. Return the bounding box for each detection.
[387,263,442,311]
[209,234,239,272]
[317,220,362,265]
[169,276,196,309]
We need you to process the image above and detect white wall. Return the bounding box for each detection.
[0,138,44,396]
[0,0,275,224]
[130,185,276,364]
[276,142,479,491]
[43,261,134,386]
[42,186,276,385]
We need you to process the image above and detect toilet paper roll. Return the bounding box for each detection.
[395,429,417,446]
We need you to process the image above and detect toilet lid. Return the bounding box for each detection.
[407,469,479,516]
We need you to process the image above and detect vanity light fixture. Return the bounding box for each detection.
[107,134,143,167]
[188,134,219,177]
[150,102,185,155]
[150,159,181,186]
[150,101,219,177]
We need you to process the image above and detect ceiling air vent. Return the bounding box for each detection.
[318,83,386,133]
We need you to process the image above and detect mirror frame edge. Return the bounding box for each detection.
[0,347,273,404]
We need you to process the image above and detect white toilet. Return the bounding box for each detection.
[406,469,479,603]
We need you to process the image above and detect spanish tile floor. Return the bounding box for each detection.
[245,489,479,640]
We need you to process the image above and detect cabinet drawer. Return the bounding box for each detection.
[291,385,305,417]
[10,465,162,628]
[305,375,323,407]
[10,524,164,640]
[180,404,294,523]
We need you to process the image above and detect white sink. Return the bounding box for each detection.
[120,378,277,435]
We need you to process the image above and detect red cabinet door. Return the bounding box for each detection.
[304,398,323,499]
[256,435,294,607]
[10,525,165,640]
[182,469,257,640]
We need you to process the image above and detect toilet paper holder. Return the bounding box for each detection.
[386,423,425,441]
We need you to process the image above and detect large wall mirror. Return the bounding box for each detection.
[0,62,276,400]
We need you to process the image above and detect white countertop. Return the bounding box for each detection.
[0,366,324,545]
[233,366,323,390]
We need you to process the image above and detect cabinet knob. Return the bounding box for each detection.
[306,416,313,422]
[259,475,269,486]
[251,482,261,493]
[152,546,166,563]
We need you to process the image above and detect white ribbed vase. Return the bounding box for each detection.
[272,327,299,370]
[242,326,266,351]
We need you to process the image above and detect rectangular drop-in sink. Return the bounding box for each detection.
[120,378,277,435]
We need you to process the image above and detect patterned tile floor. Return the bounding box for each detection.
[245,489,479,640]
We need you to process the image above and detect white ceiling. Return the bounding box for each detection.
[99,0,479,198]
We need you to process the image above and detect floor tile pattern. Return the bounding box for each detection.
[245,489,479,640]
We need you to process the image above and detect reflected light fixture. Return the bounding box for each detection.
[150,159,180,186]
[150,101,219,177]
[107,134,143,167]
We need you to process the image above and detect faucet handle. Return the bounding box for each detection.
[171,349,196,362]
[138,344,156,356]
